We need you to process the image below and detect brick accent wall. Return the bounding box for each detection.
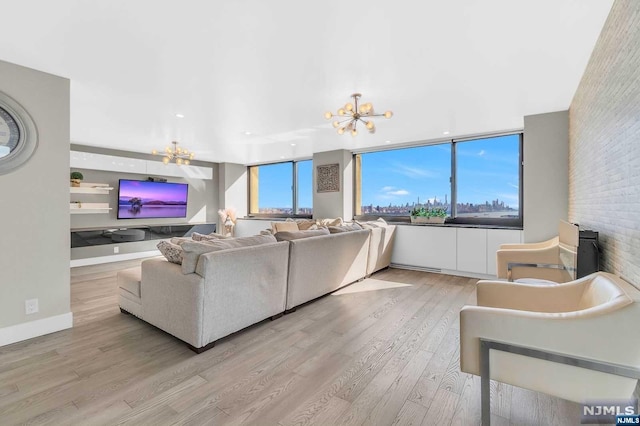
[569,0,640,285]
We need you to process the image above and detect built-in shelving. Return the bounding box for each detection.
[69,183,113,195]
[70,202,112,214]
[70,183,112,214]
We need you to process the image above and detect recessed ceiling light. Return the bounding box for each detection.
[443,131,450,135]
[290,143,296,146]
[175,113,185,118]
[385,140,391,144]
[244,131,252,135]
[280,156,285,159]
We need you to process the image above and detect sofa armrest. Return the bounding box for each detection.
[140,258,205,347]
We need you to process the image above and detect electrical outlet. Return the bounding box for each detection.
[114,246,119,254]
[25,298,39,315]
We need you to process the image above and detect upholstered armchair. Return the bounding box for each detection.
[460,272,640,424]
[496,220,579,282]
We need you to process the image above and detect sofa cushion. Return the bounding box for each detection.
[117,267,142,298]
[274,228,330,241]
[192,232,232,242]
[181,234,278,274]
[328,223,363,233]
[272,221,299,233]
[157,241,183,265]
[170,237,192,245]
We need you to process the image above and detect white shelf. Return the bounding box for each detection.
[70,183,113,195]
[70,203,112,214]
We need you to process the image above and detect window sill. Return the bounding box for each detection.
[387,221,523,231]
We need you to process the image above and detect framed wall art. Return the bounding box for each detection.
[316,163,340,193]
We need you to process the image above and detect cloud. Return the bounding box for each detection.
[508,183,519,189]
[391,163,437,179]
[380,186,396,192]
[478,150,486,156]
[387,189,409,196]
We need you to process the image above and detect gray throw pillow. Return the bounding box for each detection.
[157,241,183,265]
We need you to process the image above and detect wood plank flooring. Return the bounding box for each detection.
[0,262,583,425]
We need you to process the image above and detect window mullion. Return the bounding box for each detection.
[451,141,457,218]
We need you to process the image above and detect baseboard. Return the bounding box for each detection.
[70,250,161,268]
[0,312,73,347]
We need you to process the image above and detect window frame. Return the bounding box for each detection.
[247,159,313,219]
[353,132,523,228]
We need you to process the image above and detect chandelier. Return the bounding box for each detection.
[324,93,393,136]
[152,141,194,165]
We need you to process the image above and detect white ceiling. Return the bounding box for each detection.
[0,0,612,165]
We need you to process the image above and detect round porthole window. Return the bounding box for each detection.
[0,91,38,175]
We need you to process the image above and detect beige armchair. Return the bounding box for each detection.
[460,272,640,424]
[496,220,579,282]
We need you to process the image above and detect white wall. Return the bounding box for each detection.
[0,60,71,343]
[523,111,569,243]
[219,163,247,230]
[312,149,353,220]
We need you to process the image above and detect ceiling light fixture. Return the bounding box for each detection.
[175,113,185,118]
[152,141,194,165]
[443,131,450,135]
[324,93,392,136]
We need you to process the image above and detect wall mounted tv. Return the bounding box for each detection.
[118,179,188,219]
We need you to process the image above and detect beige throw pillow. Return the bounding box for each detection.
[272,221,299,233]
[317,217,344,227]
[181,234,277,274]
[295,219,317,230]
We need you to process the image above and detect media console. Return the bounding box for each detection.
[71,223,216,248]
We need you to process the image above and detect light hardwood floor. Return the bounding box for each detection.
[0,262,583,425]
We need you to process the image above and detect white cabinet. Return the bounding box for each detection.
[392,224,523,277]
[392,225,457,270]
[457,228,488,274]
[486,229,522,276]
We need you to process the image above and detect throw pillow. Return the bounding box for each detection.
[192,232,232,241]
[316,217,344,227]
[170,237,192,245]
[181,234,278,274]
[272,221,299,233]
[327,223,362,233]
[295,219,317,230]
[274,228,330,241]
[157,241,183,265]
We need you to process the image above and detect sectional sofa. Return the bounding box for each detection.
[118,220,396,352]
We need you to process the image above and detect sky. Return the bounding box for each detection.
[119,180,189,203]
[257,134,520,211]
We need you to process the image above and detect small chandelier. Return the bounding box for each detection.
[324,93,393,136]
[152,141,194,165]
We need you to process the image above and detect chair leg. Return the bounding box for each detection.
[481,340,491,425]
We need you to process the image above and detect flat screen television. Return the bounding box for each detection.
[117,179,188,219]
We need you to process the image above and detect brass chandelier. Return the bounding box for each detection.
[152,141,194,165]
[324,93,393,136]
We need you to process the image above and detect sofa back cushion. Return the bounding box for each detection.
[328,223,363,233]
[181,234,277,274]
[192,232,233,241]
[274,228,330,241]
